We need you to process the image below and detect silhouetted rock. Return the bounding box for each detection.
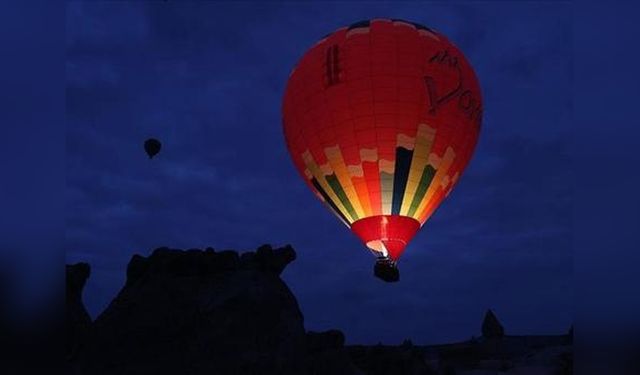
[307,330,345,352]
[125,254,150,287]
[306,330,361,375]
[67,244,571,375]
[255,244,297,275]
[66,262,91,361]
[481,309,504,339]
[401,339,413,349]
[348,344,435,375]
[74,245,331,375]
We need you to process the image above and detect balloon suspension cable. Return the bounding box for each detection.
[373,256,399,283]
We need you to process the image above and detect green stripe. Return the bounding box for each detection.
[311,178,350,225]
[407,165,436,217]
[326,174,359,221]
[380,172,394,213]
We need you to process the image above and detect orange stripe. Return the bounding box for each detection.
[362,161,381,216]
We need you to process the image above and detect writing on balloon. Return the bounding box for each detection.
[424,50,482,127]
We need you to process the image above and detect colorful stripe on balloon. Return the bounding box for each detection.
[301,123,459,226]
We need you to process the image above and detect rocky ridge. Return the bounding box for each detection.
[67,244,571,375]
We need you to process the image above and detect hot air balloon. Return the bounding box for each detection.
[144,138,162,159]
[282,19,482,281]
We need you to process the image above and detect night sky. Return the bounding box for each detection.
[65,2,572,344]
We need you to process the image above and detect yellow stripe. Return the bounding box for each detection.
[400,124,437,215]
[324,146,365,219]
[302,151,354,223]
[416,147,456,223]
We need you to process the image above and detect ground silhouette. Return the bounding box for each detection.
[67,245,572,375]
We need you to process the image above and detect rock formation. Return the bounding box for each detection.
[69,245,362,375]
[74,245,310,375]
[348,343,435,375]
[66,245,571,375]
[481,309,504,339]
[306,330,362,375]
[66,262,91,361]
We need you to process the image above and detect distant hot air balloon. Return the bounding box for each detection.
[144,138,162,159]
[282,19,482,281]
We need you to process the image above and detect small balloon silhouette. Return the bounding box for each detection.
[144,138,162,159]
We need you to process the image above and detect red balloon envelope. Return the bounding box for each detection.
[282,19,482,265]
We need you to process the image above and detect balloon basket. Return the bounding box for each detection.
[374,257,399,283]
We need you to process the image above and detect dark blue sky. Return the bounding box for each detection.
[65,2,572,344]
